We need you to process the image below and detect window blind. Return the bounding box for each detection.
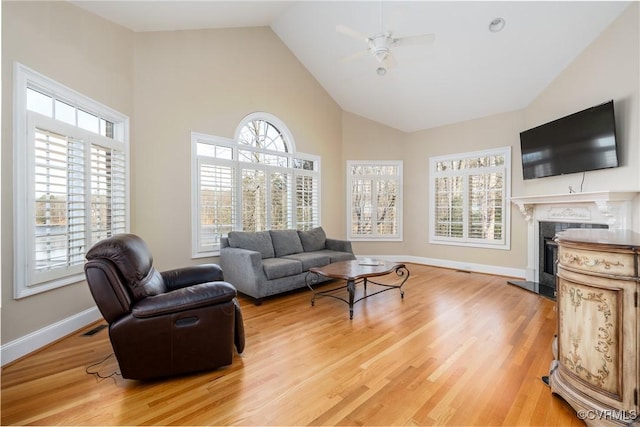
[33,128,86,276]
[91,145,126,242]
[430,147,510,249]
[198,161,236,252]
[348,162,403,240]
[295,174,319,230]
[269,171,292,230]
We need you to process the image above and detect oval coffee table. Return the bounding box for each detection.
[306,260,410,319]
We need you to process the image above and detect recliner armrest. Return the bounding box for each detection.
[161,264,224,291]
[132,281,237,318]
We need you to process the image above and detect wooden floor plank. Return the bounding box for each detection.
[1,264,583,426]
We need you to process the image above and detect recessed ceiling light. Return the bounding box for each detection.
[489,17,505,33]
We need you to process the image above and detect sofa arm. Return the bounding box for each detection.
[326,238,354,254]
[161,264,224,291]
[220,247,267,299]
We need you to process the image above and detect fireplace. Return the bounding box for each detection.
[537,221,607,299]
[510,191,637,299]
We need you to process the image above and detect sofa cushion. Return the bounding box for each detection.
[298,227,326,252]
[262,258,303,280]
[282,252,330,271]
[227,231,274,259]
[269,230,304,257]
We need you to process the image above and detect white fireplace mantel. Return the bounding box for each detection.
[511,191,639,228]
[510,191,639,284]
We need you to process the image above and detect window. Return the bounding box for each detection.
[192,113,320,257]
[14,63,130,298]
[429,147,510,249]
[347,161,403,241]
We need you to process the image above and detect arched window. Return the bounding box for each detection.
[238,116,289,152]
[192,113,320,256]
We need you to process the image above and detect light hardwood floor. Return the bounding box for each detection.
[1,264,583,426]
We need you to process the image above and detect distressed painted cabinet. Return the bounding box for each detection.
[551,228,639,426]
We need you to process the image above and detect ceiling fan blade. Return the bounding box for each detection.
[341,50,369,63]
[384,51,398,69]
[394,33,435,47]
[336,25,370,44]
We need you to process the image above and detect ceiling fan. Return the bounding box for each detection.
[337,1,435,76]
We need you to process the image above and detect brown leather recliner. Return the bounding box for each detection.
[84,233,245,380]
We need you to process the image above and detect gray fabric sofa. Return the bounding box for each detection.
[220,227,355,304]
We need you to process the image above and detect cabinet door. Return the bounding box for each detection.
[556,266,637,413]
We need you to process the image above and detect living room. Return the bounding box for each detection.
[1,1,639,425]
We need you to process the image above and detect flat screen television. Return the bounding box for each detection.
[520,100,618,180]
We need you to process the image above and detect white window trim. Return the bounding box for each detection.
[191,115,321,258]
[13,63,130,299]
[346,160,403,242]
[429,146,511,250]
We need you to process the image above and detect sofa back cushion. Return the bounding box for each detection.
[269,230,304,257]
[227,231,274,259]
[298,227,327,252]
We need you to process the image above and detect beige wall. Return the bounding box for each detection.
[132,27,343,269]
[520,2,639,199]
[1,1,134,344]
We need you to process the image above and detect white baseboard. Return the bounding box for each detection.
[356,255,526,279]
[1,306,102,366]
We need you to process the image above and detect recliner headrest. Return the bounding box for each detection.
[86,234,166,300]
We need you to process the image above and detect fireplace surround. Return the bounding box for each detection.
[510,191,637,298]
[537,221,607,299]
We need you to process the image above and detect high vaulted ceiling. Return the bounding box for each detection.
[71,1,631,132]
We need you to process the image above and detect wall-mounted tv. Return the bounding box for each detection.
[520,100,618,180]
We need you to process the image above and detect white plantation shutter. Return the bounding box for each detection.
[433,175,464,238]
[351,177,373,235]
[91,145,127,242]
[241,168,268,231]
[28,124,128,290]
[347,161,403,241]
[375,178,398,235]
[33,129,86,280]
[295,173,319,230]
[468,172,504,240]
[429,147,510,249]
[269,171,292,230]
[198,160,236,252]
